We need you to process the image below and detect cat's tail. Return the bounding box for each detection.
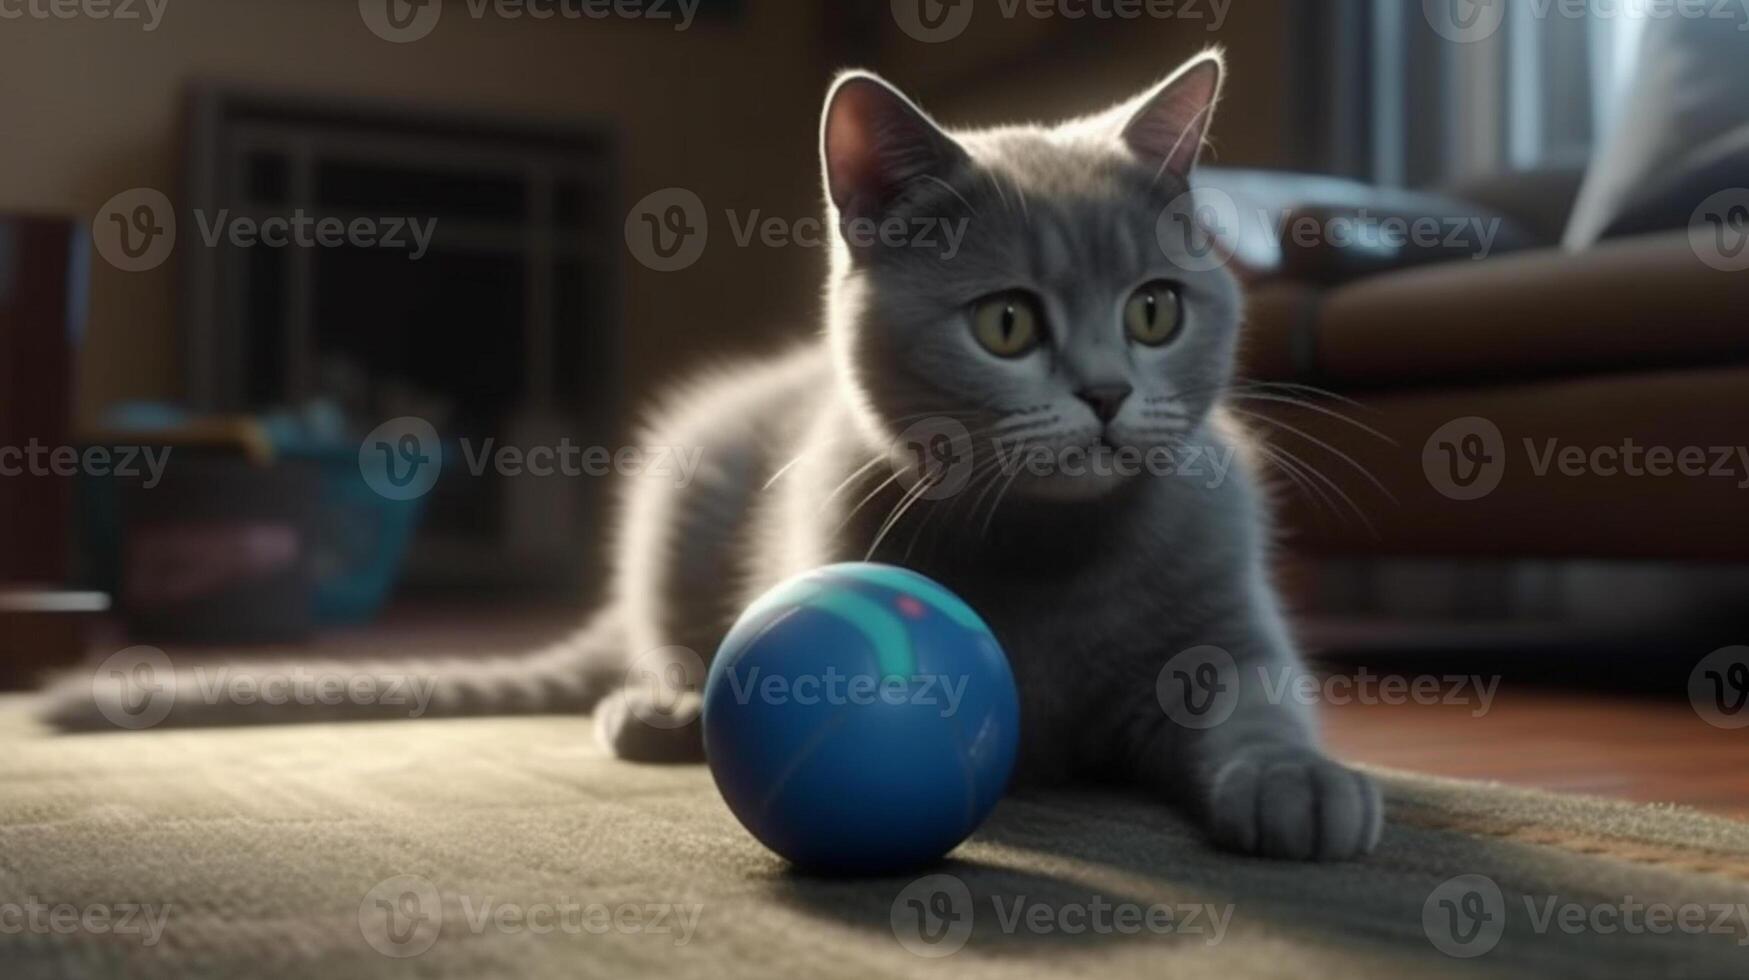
[37,609,626,732]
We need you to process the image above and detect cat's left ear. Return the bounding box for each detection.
[1115,50,1224,181]
[821,71,969,225]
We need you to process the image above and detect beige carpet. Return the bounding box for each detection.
[1,696,1746,979]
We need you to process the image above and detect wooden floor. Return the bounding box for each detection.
[1323,686,1749,820]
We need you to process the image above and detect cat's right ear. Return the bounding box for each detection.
[821,72,968,226]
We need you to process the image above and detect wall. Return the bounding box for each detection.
[0,0,833,425]
[862,0,1297,170]
[0,0,1298,427]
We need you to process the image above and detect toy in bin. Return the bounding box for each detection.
[79,402,432,642]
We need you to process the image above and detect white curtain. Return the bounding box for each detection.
[1372,0,1649,186]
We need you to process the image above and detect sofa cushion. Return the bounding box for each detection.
[1441,164,1587,246]
[1241,231,1749,388]
[1249,365,1749,561]
[1596,128,1749,241]
[1197,168,1538,285]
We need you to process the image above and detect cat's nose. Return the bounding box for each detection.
[1075,384,1133,423]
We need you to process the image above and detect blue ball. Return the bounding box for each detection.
[702,563,1020,874]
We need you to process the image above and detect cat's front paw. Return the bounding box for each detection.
[1201,745,1382,861]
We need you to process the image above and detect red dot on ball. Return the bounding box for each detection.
[896,595,926,619]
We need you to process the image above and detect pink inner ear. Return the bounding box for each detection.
[1123,59,1222,179]
[825,82,885,211]
[824,77,960,218]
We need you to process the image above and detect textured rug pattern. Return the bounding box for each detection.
[1,697,1746,978]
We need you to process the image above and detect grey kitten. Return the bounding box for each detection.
[45,52,1381,862]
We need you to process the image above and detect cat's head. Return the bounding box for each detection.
[820,51,1240,502]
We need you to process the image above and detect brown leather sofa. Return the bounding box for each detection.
[1227,169,1749,565]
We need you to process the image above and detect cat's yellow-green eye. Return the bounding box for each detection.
[1124,282,1183,346]
[970,293,1042,358]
